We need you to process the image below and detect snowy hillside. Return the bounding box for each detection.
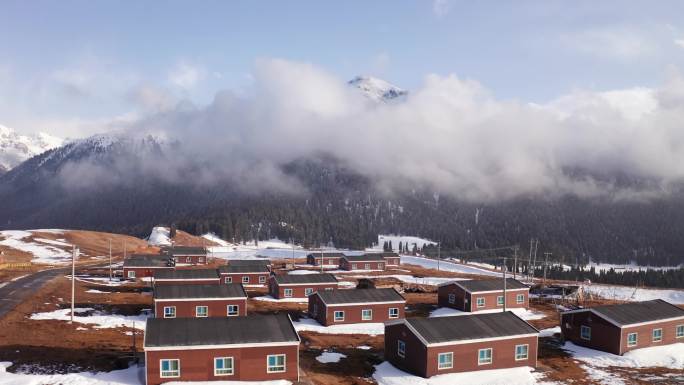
[348,76,408,102]
[147,226,171,246]
[0,124,63,173]
[374,235,436,251]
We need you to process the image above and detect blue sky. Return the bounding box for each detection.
[2,0,684,137]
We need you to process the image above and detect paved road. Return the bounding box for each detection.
[0,267,68,319]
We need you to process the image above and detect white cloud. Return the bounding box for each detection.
[432,0,451,18]
[675,38,684,48]
[562,27,656,58]
[167,62,205,89]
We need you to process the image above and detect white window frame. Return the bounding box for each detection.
[304,288,314,296]
[361,309,372,321]
[214,356,234,376]
[448,293,456,304]
[284,288,293,298]
[478,348,493,365]
[476,297,485,308]
[516,293,524,304]
[437,352,453,370]
[127,270,136,279]
[378,263,384,269]
[497,296,504,306]
[160,358,180,378]
[676,324,684,338]
[224,276,232,284]
[195,305,208,318]
[351,263,357,270]
[334,310,345,322]
[227,304,239,317]
[581,325,591,340]
[388,307,399,319]
[186,257,192,263]
[515,344,528,361]
[652,328,663,342]
[163,306,176,319]
[266,354,286,373]
[242,276,250,284]
[364,263,370,270]
[198,257,204,263]
[397,340,406,358]
[627,332,638,347]
[259,275,266,284]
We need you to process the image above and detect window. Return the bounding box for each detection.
[198,257,204,263]
[284,288,293,298]
[186,257,191,263]
[515,344,528,360]
[497,296,504,306]
[127,270,136,279]
[324,287,333,291]
[397,340,406,358]
[224,276,232,284]
[259,276,266,284]
[627,332,638,347]
[196,306,208,317]
[304,288,314,296]
[478,348,493,365]
[389,308,399,318]
[327,259,333,265]
[448,294,456,304]
[652,328,663,342]
[242,276,250,284]
[581,326,591,340]
[378,263,384,269]
[267,354,286,373]
[227,305,239,316]
[351,263,357,270]
[476,297,485,308]
[361,309,372,321]
[160,359,180,378]
[214,357,233,376]
[163,306,176,318]
[438,352,453,370]
[516,294,525,304]
[677,325,684,338]
[334,311,345,322]
[364,263,370,270]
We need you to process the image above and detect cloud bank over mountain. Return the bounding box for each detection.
[52,59,684,202]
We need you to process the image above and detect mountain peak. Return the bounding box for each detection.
[0,124,64,173]
[348,75,407,102]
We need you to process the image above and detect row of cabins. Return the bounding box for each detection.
[306,252,401,271]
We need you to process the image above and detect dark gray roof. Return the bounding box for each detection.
[455,278,528,293]
[584,299,684,326]
[153,269,219,280]
[406,312,538,344]
[273,273,338,285]
[154,284,246,300]
[317,288,405,304]
[368,252,400,258]
[123,255,174,267]
[228,259,271,266]
[342,254,385,262]
[167,246,207,256]
[218,264,270,274]
[307,252,345,259]
[144,314,299,348]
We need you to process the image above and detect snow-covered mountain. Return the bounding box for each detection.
[0,124,63,173]
[348,76,408,102]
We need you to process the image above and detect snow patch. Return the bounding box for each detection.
[429,307,546,321]
[147,226,171,246]
[30,307,148,330]
[581,284,684,304]
[401,256,502,277]
[0,230,73,265]
[315,351,347,363]
[564,342,684,369]
[0,361,141,385]
[293,318,384,335]
[373,362,551,385]
[374,235,436,252]
[252,295,308,303]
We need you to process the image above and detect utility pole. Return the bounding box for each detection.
[70,246,78,324]
[109,239,112,281]
[543,252,552,286]
[513,246,518,279]
[531,239,539,281]
[320,240,324,273]
[528,239,533,282]
[291,237,295,269]
[123,240,127,260]
[437,242,441,271]
[502,256,507,312]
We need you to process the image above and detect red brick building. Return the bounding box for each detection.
[561,299,684,355]
[166,246,208,265]
[218,263,270,287]
[340,255,387,271]
[437,278,529,312]
[308,288,406,326]
[385,312,539,378]
[378,252,401,267]
[144,314,300,384]
[306,252,344,267]
[153,283,248,318]
[268,273,338,299]
[122,255,174,280]
[153,268,220,286]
